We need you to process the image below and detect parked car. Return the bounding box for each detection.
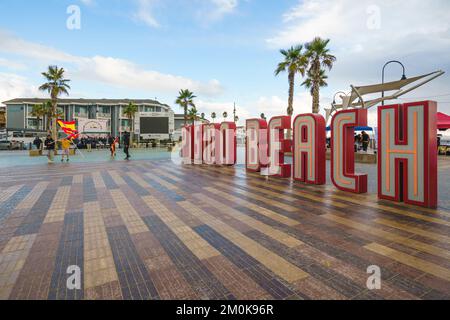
[0,140,22,150]
[0,140,11,150]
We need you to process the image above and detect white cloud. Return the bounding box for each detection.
[0,73,44,105]
[266,0,450,117]
[0,30,223,98]
[134,0,160,28]
[197,0,238,23]
[0,30,77,63]
[0,58,26,71]
[210,0,238,17]
[75,56,223,96]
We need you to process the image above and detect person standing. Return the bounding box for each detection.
[123,131,130,160]
[361,131,370,152]
[33,136,42,151]
[60,137,71,162]
[44,134,55,163]
[86,136,92,152]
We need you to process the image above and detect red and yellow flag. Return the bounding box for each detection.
[57,120,79,140]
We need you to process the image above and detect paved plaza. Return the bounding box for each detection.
[0,152,450,300]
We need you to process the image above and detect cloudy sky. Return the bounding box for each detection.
[0,0,449,126]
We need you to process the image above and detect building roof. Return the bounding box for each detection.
[3,98,172,109]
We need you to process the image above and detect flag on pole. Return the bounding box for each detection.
[57,120,79,140]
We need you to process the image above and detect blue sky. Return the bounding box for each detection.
[1,0,450,125]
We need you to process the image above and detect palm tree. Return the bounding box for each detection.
[188,106,199,124]
[175,89,196,126]
[302,69,329,109]
[39,66,70,142]
[223,112,228,122]
[123,102,138,146]
[275,45,308,117]
[211,112,216,123]
[303,37,336,114]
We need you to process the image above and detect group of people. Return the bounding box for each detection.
[355,131,371,152]
[41,134,71,163]
[35,130,132,164]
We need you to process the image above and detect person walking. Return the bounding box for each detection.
[123,131,131,160]
[60,137,71,162]
[44,134,55,163]
[361,131,370,152]
[109,135,117,158]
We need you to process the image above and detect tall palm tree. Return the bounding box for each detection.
[175,89,196,126]
[275,45,308,117]
[39,66,70,142]
[211,112,216,122]
[123,102,138,146]
[303,37,336,114]
[188,106,199,124]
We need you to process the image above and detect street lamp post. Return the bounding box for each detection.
[332,91,348,105]
[382,60,407,106]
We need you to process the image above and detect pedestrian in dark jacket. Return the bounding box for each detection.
[44,135,55,163]
[123,131,130,160]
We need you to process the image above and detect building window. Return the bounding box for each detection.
[27,118,41,129]
[97,106,111,118]
[74,106,88,118]
[121,119,130,128]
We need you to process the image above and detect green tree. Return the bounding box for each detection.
[188,106,199,124]
[39,66,71,142]
[301,69,329,111]
[223,112,228,121]
[123,102,139,146]
[275,45,308,117]
[211,112,216,122]
[175,89,196,126]
[303,37,336,114]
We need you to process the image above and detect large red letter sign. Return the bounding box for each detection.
[268,116,291,178]
[203,123,221,165]
[219,122,237,165]
[246,119,268,172]
[193,124,204,165]
[378,101,437,208]
[331,109,368,193]
[181,125,193,164]
[293,114,326,184]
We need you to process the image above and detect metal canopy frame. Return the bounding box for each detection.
[325,70,445,123]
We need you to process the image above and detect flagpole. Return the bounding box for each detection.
[70,139,85,159]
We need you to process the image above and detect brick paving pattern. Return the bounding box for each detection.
[0,159,449,300]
